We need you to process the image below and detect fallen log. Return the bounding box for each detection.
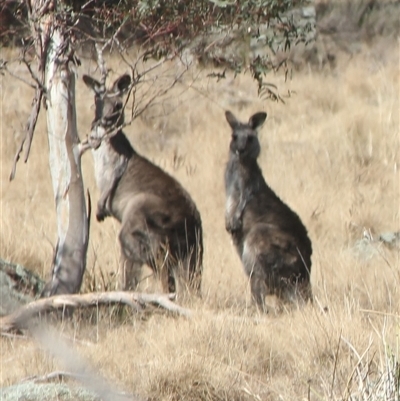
[0,291,192,333]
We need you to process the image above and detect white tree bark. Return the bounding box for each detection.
[32,1,90,296]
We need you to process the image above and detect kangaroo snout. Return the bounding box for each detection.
[88,126,105,150]
[233,136,253,156]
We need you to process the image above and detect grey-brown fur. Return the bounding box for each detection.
[83,74,203,294]
[224,110,312,310]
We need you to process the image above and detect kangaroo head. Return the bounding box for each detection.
[225,110,267,161]
[83,74,131,146]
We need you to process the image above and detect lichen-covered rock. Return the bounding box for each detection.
[0,259,45,316]
[0,382,99,401]
[352,231,400,260]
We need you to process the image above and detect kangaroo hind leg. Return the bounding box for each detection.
[119,253,143,291]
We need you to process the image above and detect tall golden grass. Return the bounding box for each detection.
[0,44,399,400]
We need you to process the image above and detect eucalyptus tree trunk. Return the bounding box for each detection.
[28,0,89,296]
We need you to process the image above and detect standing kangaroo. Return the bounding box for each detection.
[224,110,312,310]
[83,74,203,294]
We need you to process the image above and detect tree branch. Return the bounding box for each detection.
[9,86,43,180]
[9,2,51,180]
[0,291,192,333]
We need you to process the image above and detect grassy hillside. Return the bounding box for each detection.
[0,42,399,400]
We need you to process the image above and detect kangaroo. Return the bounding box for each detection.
[224,110,312,311]
[83,74,203,294]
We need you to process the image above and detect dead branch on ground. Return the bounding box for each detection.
[21,370,81,384]
[0,291,192,333]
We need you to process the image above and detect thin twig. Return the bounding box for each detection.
[360,309,400,319]
[0,331,28,340]
[341,335,373,400]
[330,329,342,399]
[21,57,45,90]
[3,65,36,89]
[133,66,188,120]
[10,87,43,181]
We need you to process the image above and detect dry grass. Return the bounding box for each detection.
[0,43,399,400]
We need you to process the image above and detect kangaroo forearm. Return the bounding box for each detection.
[96,185,114,221]
[225,201,244,232]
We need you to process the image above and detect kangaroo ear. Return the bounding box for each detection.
[225,110,240,130]
[249,112,267,130]
[82,75,103,94]
[111,74,131,95]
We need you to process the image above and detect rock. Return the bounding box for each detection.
[0,382,99,401]
[0,259,45,316]
[351,230,400,260]
[379,232,400,249]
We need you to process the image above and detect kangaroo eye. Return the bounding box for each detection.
[232,134,238,140]
[248,136,254,142]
